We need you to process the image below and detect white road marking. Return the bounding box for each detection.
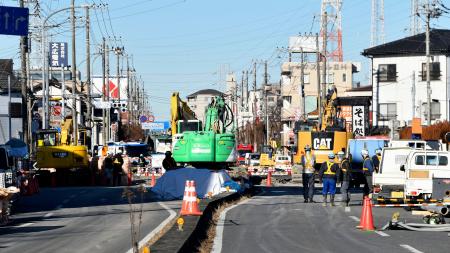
[374,231,390,237]
[212,191,265,253]
[400,244,424,253]
[44,212,53,218]
[349,216,360,222]
[292,208,302,211]
[17,223,33,228]
[124,202,177,253]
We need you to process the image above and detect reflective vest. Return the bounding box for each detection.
[363,157,370,171]
[377,154,382,164]
[340,159,347,172]
[324,161,336,175]
[305,154,314,169]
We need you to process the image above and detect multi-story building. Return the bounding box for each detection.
[280,61,360,128]
[186,89,224,123]
[363,29,450,127]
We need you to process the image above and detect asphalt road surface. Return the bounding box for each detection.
[214,186,449,253]
[0,187,180,253]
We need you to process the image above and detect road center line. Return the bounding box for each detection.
[124,202,177,253]
[349,216,360,222]
[400,244,424,253]
[44,212,54,218]
[375,231,390,237]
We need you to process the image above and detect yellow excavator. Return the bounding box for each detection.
[294,87,352,167]
[35,118,89,169]
[170,92,200,140]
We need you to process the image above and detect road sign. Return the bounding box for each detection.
[49,42,68,67]
[0,6,29,36]
[143,121,170,131]
[140,115,155,123]
[139,115,148,123]
[92,101,111,109]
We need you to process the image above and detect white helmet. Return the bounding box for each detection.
[361,149,369,157]
[337,151,345,156]
[375,149,382,155]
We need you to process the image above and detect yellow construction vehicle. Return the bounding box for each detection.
[35,118,89,169]
[170,92,199,137]
[294,87,353,167]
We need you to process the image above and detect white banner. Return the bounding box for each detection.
[92,101,112,109]
[352,106,365,136]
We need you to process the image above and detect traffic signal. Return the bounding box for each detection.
[112,102,127,112]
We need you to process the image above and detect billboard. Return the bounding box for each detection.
[49,42,68,67]
[92,77,128,101]
[288,36,317,53]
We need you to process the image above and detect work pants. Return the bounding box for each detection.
[341,181,351,203]
[302,173,315,201]
[322,177,337,195]
[363,175,373,197]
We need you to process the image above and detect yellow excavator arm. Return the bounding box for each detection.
[170,92,197,136]
[320,86,338,131]
[60,118,73,145]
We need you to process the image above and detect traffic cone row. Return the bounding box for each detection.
[357,197,375,231]
[180,180,202,216]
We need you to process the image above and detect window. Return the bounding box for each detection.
[378,64,397,82]
[268,96,275,102]
[282,96,292,103]
[439,156,448,166]
[342,73,347,82]
[303,74,310,84]
[421,62,440,81]
[379,103,397,121]
[422,101,440,120]
[327,73,334,84]
[415,155,424,165]
[426,155,438,165]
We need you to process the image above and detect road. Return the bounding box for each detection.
[214,186,449,253]
[0,186,180,253]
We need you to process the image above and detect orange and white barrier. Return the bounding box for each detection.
[180,180,202,216]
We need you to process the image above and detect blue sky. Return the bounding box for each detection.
[1,0,449,120]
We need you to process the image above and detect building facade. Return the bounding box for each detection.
[363,29,450,127]
[186,89,224,123]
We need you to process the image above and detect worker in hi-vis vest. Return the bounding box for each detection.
[301,145,316,203]
[372,149,382,173]
[318,152,341,207]
[361,149,374,198]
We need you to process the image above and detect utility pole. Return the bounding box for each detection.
[253,61,257,152]
[425,3,431,126]
[19,0,28,150]
[245,70,249,109]
[126,56,131,126]
[85,5,91,128]
[264,60,269,146]
[241,71,244,108]
[105,43,110,142]
[102,37,106,145]
[114,47,124,102]
[300,47,305,119]
[321,11,328,107]
[316,33,321,127]
[71,0,78,144]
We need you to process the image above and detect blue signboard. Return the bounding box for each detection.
[147,121,170,131]
[0,6,29,36]
[49,42,68,67]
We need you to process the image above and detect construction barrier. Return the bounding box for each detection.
[373,202,450,208]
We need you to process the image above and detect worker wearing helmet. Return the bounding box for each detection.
[318,152,341,207]
[372,149,382,173]
[361,149,374,198]
[337,151,352,207]
[301,145,316,203]
[163,151,177,171]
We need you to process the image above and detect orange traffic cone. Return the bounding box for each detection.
[357,197,367,229]
[180,180,202,216]
[150,173,156,187]
[266,172,272,187]
[358,197,375,231]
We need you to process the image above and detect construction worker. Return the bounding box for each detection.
[372,149,382,173]
[362,149,375,198]
[301,145,316,203]
[337,151,352,207]
[318,152,340,207]
[163,151,177,171]
[113,151,124,186]
[103,152,114,186]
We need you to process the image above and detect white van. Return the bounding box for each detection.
[274,155,292,171]
[403,150,450,200]
[373,147,411,200]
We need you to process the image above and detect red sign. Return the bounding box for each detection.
[52,105,61,116]
[104,80,119,99]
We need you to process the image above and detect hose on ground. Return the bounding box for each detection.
[383,222,450,232]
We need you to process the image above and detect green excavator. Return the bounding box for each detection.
[172,95,236,168]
